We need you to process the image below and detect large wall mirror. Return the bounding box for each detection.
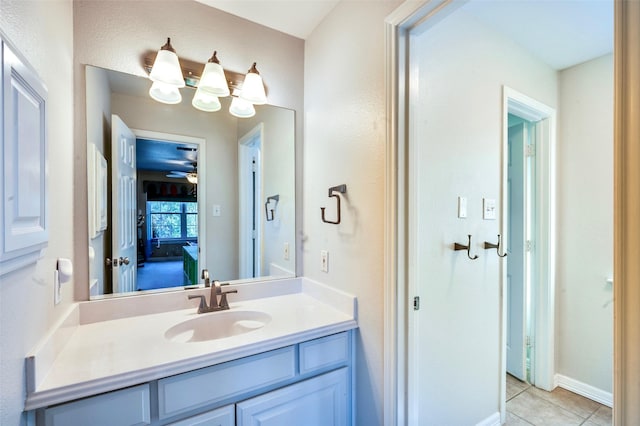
[86,65,295,298]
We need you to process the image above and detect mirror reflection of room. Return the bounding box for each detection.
[86,65,295,298]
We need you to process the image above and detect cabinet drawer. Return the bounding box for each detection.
[158,346,295,419]
[299,332,350,375]
[43,384,150,426]
[166,404,234,426]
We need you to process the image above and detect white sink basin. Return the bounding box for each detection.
[165,310,272,343]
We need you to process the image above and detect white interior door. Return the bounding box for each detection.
[111,114,137,293]
[506,120,527,381]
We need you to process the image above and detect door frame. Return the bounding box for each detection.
[238,123,264,279]
[501,87,557,402]
[132,129,207,278]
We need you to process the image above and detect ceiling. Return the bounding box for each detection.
[194,0,340,40]
[461,0,613,70]
[194,0,613,70]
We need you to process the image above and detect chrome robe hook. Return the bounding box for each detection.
[321,184,347,224]
[484,234,507,257]
[454,234,479,260]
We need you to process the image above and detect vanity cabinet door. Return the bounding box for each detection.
[43,384,150,426]
[236,367,349,426]
[166,404,234,426]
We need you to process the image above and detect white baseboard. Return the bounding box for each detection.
[555,374,613,407]
[476,411,501,426]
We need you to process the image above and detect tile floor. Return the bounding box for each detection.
[506,374,612,426]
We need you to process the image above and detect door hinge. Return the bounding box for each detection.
[526,335,533,347]
[252,230,257,239]
[526,144,535,157]
[413,296,420,311]
[525,240,533,252]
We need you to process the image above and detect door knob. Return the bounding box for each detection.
[119,257,130,265]
[106,257,118,267]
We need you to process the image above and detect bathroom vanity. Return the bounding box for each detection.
[24,278,357,425]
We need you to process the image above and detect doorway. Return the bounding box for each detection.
[502,88,556,396]
[132,129,207,291]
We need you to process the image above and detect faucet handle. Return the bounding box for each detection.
[188,295,208,314]
[219,290,238,309]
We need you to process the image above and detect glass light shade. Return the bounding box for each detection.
[186,173,198,184]
[229,96,256,118]
[192,88,221,112]
[149,49,185,88]
[198,62,230,97]
[149,81,182,104]
[240,71,267,105]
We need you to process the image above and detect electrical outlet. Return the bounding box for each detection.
[283,242,290,261]
[320,250,329,273]
[483,198,496,220]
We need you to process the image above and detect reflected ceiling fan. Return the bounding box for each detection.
[167,161,198,184]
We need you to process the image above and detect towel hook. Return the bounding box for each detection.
[321,184,347,224]
[454,234,479,260]
[484,234,507,257]
[265,195,280,221]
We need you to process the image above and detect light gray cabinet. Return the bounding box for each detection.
[236,368,349,426]
[43,385,150,426]
[39,331,353,426]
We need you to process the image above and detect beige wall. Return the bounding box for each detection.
[74,0,304,299]
[303,1,401,423]
[0,1,74,424]
[557,54,614,393]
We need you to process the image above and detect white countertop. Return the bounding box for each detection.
[24,278,357,410]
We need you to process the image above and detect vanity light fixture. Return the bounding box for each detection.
[192,88,222,112]
[197,51,230,97]
[148,38,185,88]
[239,63,267,105]
[145,39,267,116]
[229,94,256,118]
[149,81,183,104]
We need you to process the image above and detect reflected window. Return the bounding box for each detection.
[148,201,198,240]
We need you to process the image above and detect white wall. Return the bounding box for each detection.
[238,107,296,277]
[556,54,613,393]
[304,1,401,424]
[74,0,304,299]
[0,1,74,424]
[409,10,557,423]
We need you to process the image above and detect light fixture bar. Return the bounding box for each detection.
[143,53,261,95]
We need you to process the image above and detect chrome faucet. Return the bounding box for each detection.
[188,270,237,313]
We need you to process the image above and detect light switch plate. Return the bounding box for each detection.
[458,197,468,219]
[283,242,290,261]
[483,198,496,220]
[213,204,221,217]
